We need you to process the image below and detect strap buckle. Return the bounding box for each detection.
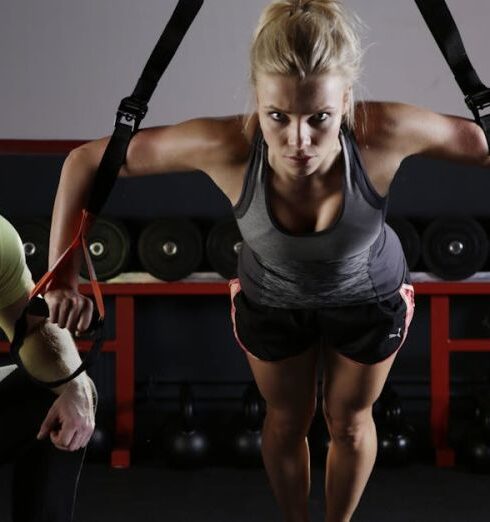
[465,88,490,128]
[466,88,490,151]
[116,96,148,132]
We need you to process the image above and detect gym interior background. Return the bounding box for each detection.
[1,1,490,520]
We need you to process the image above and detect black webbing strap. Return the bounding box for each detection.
[87,0,204,215]
[414,0,490,150]
[10,0,204,388]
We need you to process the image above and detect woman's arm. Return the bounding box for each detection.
[354,101,490,196]
[384,102,489,166]
[46,115,251,329]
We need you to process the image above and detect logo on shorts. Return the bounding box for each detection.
[388,327,402,340]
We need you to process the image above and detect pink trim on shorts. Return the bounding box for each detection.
[228,278,259,359]
[335,282,416,367]
[398,283,415,350]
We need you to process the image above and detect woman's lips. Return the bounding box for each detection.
[286,155,314,165]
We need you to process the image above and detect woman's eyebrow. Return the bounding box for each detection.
[265,104,336,113]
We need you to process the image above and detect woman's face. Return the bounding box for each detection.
[255,72,350,179]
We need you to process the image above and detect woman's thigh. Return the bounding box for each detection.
[246,345,321,419]
[322,347,398,420]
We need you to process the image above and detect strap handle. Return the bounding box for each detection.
[10,211,105,388]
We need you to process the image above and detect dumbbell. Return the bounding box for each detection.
[138,218,203,281]
[386,216,421,271]
[206,218,243,279]
[80,216,131,281]
[421,217,488,280]
[14,218,50,281]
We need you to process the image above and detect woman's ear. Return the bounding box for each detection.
[342,86,352,116]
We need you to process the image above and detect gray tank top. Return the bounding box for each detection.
[232,126,408,308]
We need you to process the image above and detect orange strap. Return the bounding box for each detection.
[31,209,105,321]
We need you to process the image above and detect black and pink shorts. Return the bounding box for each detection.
[229,279,415,365]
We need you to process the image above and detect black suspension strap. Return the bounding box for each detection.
[11,0,205,388]
[414,0,490,150]
[88,0,205,215]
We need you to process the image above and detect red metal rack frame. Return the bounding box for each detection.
[2,279,490,468]
[414,281,490,467]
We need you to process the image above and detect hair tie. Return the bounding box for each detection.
[290,0,311,15]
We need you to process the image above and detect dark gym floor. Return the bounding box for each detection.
[1,461,490,521]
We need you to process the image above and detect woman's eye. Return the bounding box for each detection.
[311,112,329,123]
[269,112,287,122]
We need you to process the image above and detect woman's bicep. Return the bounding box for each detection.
[393,104,490,167]
[123,118,238,177]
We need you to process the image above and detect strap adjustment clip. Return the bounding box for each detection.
[466,88,490,151]
[116,96,148,132]
[465,88,490,125]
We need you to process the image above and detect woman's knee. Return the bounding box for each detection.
[265,399,317,444]
[323,407,374,450]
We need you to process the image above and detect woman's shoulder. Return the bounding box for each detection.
[187,114,260,204]
[352,101,403,146]
[351,100,427,159]
[194,113,259,166]
[349,101,415,196]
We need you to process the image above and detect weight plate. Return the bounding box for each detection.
[386,217,421,270]
[422,217,488,280]
[206,218,243,279]
[80,217,131,281]
[137,218,203,281]
[14,218,50,281]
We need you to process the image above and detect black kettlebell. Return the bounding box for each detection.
[374,384,416,467]
[87,426,112,462]
[460,425,490,474]
[232,382,264,467]
[376,423,415,467]
[457,388,490,473]
[163,383,210,468]
[473,390,490,439]
[374,384,403,426]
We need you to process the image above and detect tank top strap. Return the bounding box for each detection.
[340,124,387,210]
[233,126,264,219]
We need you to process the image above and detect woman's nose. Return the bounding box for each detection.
[287,123,311,148]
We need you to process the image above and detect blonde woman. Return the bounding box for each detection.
[46,1,489,520]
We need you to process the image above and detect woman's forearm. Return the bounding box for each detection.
[49,147,101,288]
